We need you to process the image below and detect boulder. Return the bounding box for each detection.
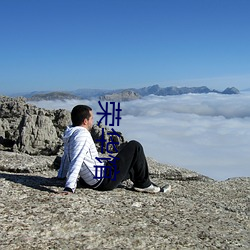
[0,96,126,155]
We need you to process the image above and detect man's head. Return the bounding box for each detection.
[71,105,93,131]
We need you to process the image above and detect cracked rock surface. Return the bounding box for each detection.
[0,96,249,249]
[0,152,249,249]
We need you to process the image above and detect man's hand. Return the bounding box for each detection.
[63,187,74,193]
[58,187,74,195]
[59,190,73,195]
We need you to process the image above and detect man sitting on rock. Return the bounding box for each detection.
[57,105,171,194]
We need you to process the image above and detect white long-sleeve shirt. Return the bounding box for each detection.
[57,126,104,192]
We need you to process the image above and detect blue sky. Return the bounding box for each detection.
[0,0,250,95]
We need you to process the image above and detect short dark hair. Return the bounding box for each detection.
[71,105,92,126]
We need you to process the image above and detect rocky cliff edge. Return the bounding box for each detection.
[0,96,249,249]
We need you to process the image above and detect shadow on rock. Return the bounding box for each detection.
[0,172,65,193]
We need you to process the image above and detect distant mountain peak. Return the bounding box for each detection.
[99,90,140,102]
[27,91,81,101]
[222,87,240,94]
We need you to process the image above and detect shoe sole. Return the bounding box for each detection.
[161,184,171,193]
[133,186,160,193]
[133,184,171,193]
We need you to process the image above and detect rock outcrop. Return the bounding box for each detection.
[0,96,70,155]
[99,90,141,102]
[0,96,126,155]
[27,91,81,101]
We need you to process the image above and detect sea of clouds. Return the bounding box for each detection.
[30,92,250,181]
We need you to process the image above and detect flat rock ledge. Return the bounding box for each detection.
[0,151,249,249]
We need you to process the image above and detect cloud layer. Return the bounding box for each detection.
[30,92,250,180]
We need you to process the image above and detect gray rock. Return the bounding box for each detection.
[91,123,126,153]
[0,96,125,155]
[99,90,141,102]
[0,96,67,155]
[0,155,249,249]
[27,91,81,101]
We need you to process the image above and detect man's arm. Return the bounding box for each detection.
[64,131,90,193]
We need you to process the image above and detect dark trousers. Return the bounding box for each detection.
[96,140,151,191]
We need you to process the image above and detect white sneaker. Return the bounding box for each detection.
[161,184,171,193]
[133,183,171,193]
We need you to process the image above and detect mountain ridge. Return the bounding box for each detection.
[8,84,240,101]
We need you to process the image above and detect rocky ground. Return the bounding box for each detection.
[0,152,249,249]
[0,96,249,249]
